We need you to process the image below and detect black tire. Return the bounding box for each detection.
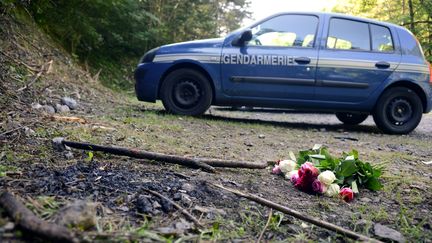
[160,68,213,116]
[373,87,423,134]
[335,112,368,125]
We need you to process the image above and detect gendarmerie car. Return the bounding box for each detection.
[135,12,432,134]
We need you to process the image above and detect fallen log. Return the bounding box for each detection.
[61,140,216,173]
[0,191,78,243]
[210,183,382,243]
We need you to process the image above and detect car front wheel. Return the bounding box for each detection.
[373,87,423,134]
[335,112,368,125]
[160,68,213,116]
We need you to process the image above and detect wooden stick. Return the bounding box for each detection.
[256,209,272,243]
[210,184,382,243]
[196,158,267,169]
[0,191,78,243]
[62,140,216,173]
[143,189,204,228]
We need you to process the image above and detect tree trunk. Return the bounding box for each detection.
[408,0,415,34]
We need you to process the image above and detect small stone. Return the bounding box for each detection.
[374,223,405,242]
[64,151,74,160]
[24,127,35,137]
[54,200,97,230]
[61,97,78,110]
[173,193,182,201]
[320,128,327,132]
[41,105,55,114]
[135,195,153,214]
[181,183,195,192]
[31,103,42,109]
[55,104,70,113]
[258,134,265,139]
[52,137,66,151]
[360,197,372,203]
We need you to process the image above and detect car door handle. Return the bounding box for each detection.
[295,57,311,64]
[375,61,391,69]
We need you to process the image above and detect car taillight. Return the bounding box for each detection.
[429,62,432,84]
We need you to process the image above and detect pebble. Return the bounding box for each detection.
[64,151,74,160]
[61,97,78,110]
[54,200,97,230]
[258,134,265,139]
[181,183,195,192]
[56,104,70,113]
[41,105,55,114]
[374,223,406,242]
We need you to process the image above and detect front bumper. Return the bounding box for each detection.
[134,63,166,102]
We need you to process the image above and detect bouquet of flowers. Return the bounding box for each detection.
[271,145,383,202]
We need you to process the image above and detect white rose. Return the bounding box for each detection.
[285,170,298,180]
[279,160,297,174]
[318,170,336,186]
[325,183,340,197]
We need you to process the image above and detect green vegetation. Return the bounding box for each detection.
[332,0,432,62]
[1,0,251,90]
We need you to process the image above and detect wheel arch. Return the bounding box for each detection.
[157,62,216,103]
[378,80,428,113]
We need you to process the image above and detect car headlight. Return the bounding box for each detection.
[139,47,159,63]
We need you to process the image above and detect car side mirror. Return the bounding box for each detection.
[231,29,252,46]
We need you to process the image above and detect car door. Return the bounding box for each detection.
[316,17,401,103]
[220,14,320,100]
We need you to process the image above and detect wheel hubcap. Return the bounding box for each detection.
[173,80,200,107]
[387,98,412,125]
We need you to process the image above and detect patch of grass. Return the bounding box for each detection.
[26,196,62,220]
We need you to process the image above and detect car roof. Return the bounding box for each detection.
[252,11,402,29]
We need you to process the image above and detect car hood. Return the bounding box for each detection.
[158,38,225,54]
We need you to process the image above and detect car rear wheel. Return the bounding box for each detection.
[160,68,212,116]
[373,87,422,134]
[335,112,368,125]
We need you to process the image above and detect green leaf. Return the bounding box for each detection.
[365,177,383,191]
[351,149,359,160]
[338,160,358,177]
[85,151,94,162]
[351,181,359,193]
[310,154,326,160]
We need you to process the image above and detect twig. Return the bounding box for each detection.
[256,209,272,243]
[61,140,216,173]
[0,124,30,137]
[17,60,52,92]
[143,189,203,229]
[0,191,78,243]
[210,183,382,243]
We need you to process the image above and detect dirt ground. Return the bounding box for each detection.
[1,12,432,243]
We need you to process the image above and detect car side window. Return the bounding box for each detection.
[327,18,370,51]
[371,24,394,52]
[249,15,318,48]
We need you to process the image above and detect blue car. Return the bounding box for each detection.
[135,12,432,134]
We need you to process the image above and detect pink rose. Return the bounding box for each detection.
[312,179,327,194]
[339,188,354,202]
[272,165,282,175]
[294,162,319,192]
[290,173,299,185]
